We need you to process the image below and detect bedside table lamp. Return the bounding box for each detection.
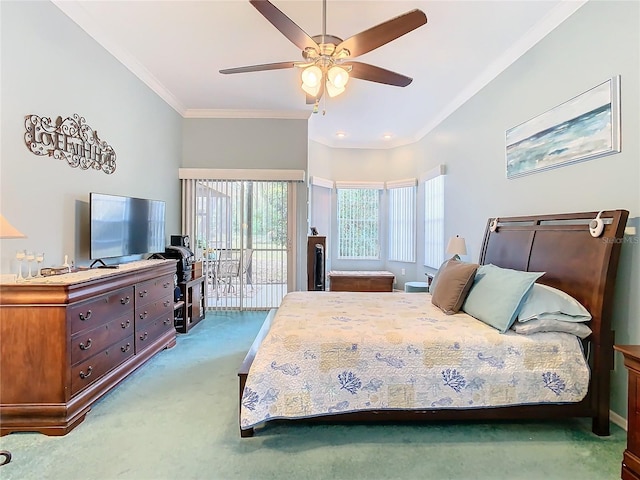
[0,215,26,239]
[446,235,467,259]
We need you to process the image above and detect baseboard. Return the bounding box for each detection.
[611,409,627,431]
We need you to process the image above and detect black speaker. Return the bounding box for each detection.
[171,235,190,248]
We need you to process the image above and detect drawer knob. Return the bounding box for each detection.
[139,290,148,298]
[121,320,130,329]
[163,300,170,307]
[79,366,93,379]
[78,310,92,321]
[120,296,131,305]
[163,282,170,288]
[79,339,92,350]
[139,311,148,320]
[121,343,131,353]
[139,332,148,341]
[163,317,171,325]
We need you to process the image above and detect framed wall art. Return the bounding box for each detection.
[506,75,621,179]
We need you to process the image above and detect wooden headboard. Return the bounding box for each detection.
[478,209,629,434]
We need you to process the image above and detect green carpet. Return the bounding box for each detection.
[0,311,626,480]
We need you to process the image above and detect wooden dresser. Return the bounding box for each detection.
[0,259,177,436]
[615,345,640,480]
[328,270,395,292]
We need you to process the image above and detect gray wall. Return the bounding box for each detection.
[182,118,308,170]
[418,0,639,419]
[309,0,640,419]
[0,1,182,271]
[182,117,310,289]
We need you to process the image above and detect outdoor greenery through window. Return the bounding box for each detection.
[337,188,380,258]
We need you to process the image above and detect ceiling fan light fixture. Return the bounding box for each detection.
[327,66,349,89]
[302,65,322,88]
[325,80,345,98]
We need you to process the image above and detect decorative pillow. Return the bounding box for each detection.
[461,264,544,333]
[428,254,460,293]
[431,259,478,314]
[512,318,592,339]
[517,283,591,322]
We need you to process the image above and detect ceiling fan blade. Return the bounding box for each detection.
[250,0,320,53]
[346,62,413,87]
[219,61,298,75]
[335,9,427,58]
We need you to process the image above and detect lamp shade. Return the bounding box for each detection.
[446,235,467,256]
[325,80,345,98]
[0,215,25,239]
[301,66,322,96]
[327,66,349,89]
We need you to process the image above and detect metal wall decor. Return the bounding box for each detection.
[24,114,117,174]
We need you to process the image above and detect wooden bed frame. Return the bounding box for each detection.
[239,210,629,437]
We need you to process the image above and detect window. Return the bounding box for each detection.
[387,180,417,262]
[423,167,445,268]
[336,183,383,259]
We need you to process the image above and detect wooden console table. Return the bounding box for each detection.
[0,259,177,436]
[328,270,395,292]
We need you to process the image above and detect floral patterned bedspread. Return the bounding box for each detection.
[240,292,589,430]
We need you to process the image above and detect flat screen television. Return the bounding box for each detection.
[90,192,166,261]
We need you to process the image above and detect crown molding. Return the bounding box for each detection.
[52,0,186,115]
[183,109,312,120]
[413,0,588,143]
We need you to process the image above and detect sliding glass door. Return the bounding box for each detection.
[188,179,292,311]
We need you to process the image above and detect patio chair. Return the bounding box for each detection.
[215,248,253,297]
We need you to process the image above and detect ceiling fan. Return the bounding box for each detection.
[220,0,427,107]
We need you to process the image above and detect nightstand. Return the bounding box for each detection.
[614,345,640,480]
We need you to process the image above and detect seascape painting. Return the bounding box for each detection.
[506,76,620,178]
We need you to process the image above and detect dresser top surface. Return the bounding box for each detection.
[1,259,175,287]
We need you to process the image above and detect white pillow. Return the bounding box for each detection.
[517,284,591,323]
[512,318,592,339]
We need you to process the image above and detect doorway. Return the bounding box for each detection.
[188,179,293,310]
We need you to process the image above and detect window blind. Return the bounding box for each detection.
[423,168,445,268]
[387,181,417,262]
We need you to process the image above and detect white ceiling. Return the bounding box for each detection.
[52,0,586,149]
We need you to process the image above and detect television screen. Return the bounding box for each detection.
[90,192,166,260]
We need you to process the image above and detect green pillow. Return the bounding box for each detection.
[461,264,544,333]
[517,283,591,322]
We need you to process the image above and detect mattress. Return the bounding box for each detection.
[240,292,590,430]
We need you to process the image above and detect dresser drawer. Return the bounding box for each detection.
[71,313,134,365]
[135,294,173,325]
[135,274,174,307]
[135,313,174,353]
[69,286,134,335]
[70,334,135,395]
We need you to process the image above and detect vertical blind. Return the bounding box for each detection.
[387,179,417,263]
[180,174,296,311]
[423,167,445,268]
[335,181,384,259]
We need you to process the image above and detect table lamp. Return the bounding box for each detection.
[446,235,467,259]
[0,215,25,239]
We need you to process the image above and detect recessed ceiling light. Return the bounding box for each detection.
[383,134,393,140]
[336,132,346,138]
